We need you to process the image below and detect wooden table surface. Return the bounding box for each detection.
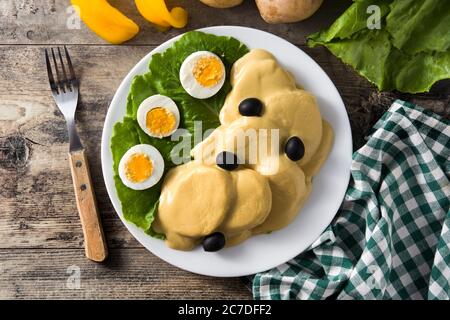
[0,0,448,300]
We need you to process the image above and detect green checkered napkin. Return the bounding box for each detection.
[253,100,450,300]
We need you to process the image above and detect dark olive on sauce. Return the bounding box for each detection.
[216,151,239,171]
[202,232,226,252]
[238,98,263,117]
[285,136,305,161]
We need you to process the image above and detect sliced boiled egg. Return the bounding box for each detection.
[179,51,226,99]
[118,144,165,190]
[137,95,180,138]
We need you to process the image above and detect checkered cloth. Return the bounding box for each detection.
[253,100,450,300]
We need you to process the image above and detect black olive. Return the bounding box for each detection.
[202,232,226,252]
[285,136,305,161]
[238,98,263,117]
[216,151,239,171]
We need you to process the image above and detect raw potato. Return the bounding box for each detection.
[199,0,243,8]
[256,0,324,23]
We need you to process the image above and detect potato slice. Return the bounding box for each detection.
[253,158,309,234]
[220,168,272,235]
[157,162,233,237]
[264,90,323,165]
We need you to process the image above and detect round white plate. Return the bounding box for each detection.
[101,26,352,277]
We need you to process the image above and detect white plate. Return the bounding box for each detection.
[101,26,352,277]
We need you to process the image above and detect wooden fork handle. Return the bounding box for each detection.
[69,149,108,262]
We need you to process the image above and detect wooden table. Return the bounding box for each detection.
[0,0,448,299]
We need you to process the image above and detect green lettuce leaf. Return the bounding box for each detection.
[111,31,249,236]
[308,0,450,93]
[308,0,392,44]
[386,0,450,53]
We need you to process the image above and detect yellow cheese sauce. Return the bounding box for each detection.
[154,49,334,250]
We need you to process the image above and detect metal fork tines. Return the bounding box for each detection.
[44,46,82,151]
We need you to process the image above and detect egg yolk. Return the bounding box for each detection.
[125,153,153,183]
[193,56,224,87]
[146,107,176,136]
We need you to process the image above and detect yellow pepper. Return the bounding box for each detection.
[135,0,188,29]
[71,0,139,44]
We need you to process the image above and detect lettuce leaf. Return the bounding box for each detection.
[386,0,450,54]
[308,0,392,44]
[308,0,450,93]
[111,31,249,235]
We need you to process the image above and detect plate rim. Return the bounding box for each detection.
[101,26,352,277]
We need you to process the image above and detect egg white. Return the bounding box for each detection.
[137,95,180,138]
[118,144,165,190]
[179,51,226,99]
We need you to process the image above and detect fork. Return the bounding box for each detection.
[45,47,108,262]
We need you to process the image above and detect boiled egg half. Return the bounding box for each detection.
[137,95,180,138]
[119,144,164,190]
[179,51,225,99]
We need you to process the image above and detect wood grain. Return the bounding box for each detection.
[0,0,449,300]
[0,0,353,45]
[0,248,251,299]
[69,149,108,262]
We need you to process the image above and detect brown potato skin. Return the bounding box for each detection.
[199,0,244,8]
[255,0,324,23]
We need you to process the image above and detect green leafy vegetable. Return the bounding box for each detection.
[111,31,249,236]
[308,0,450,93]
[386,0,450,54]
